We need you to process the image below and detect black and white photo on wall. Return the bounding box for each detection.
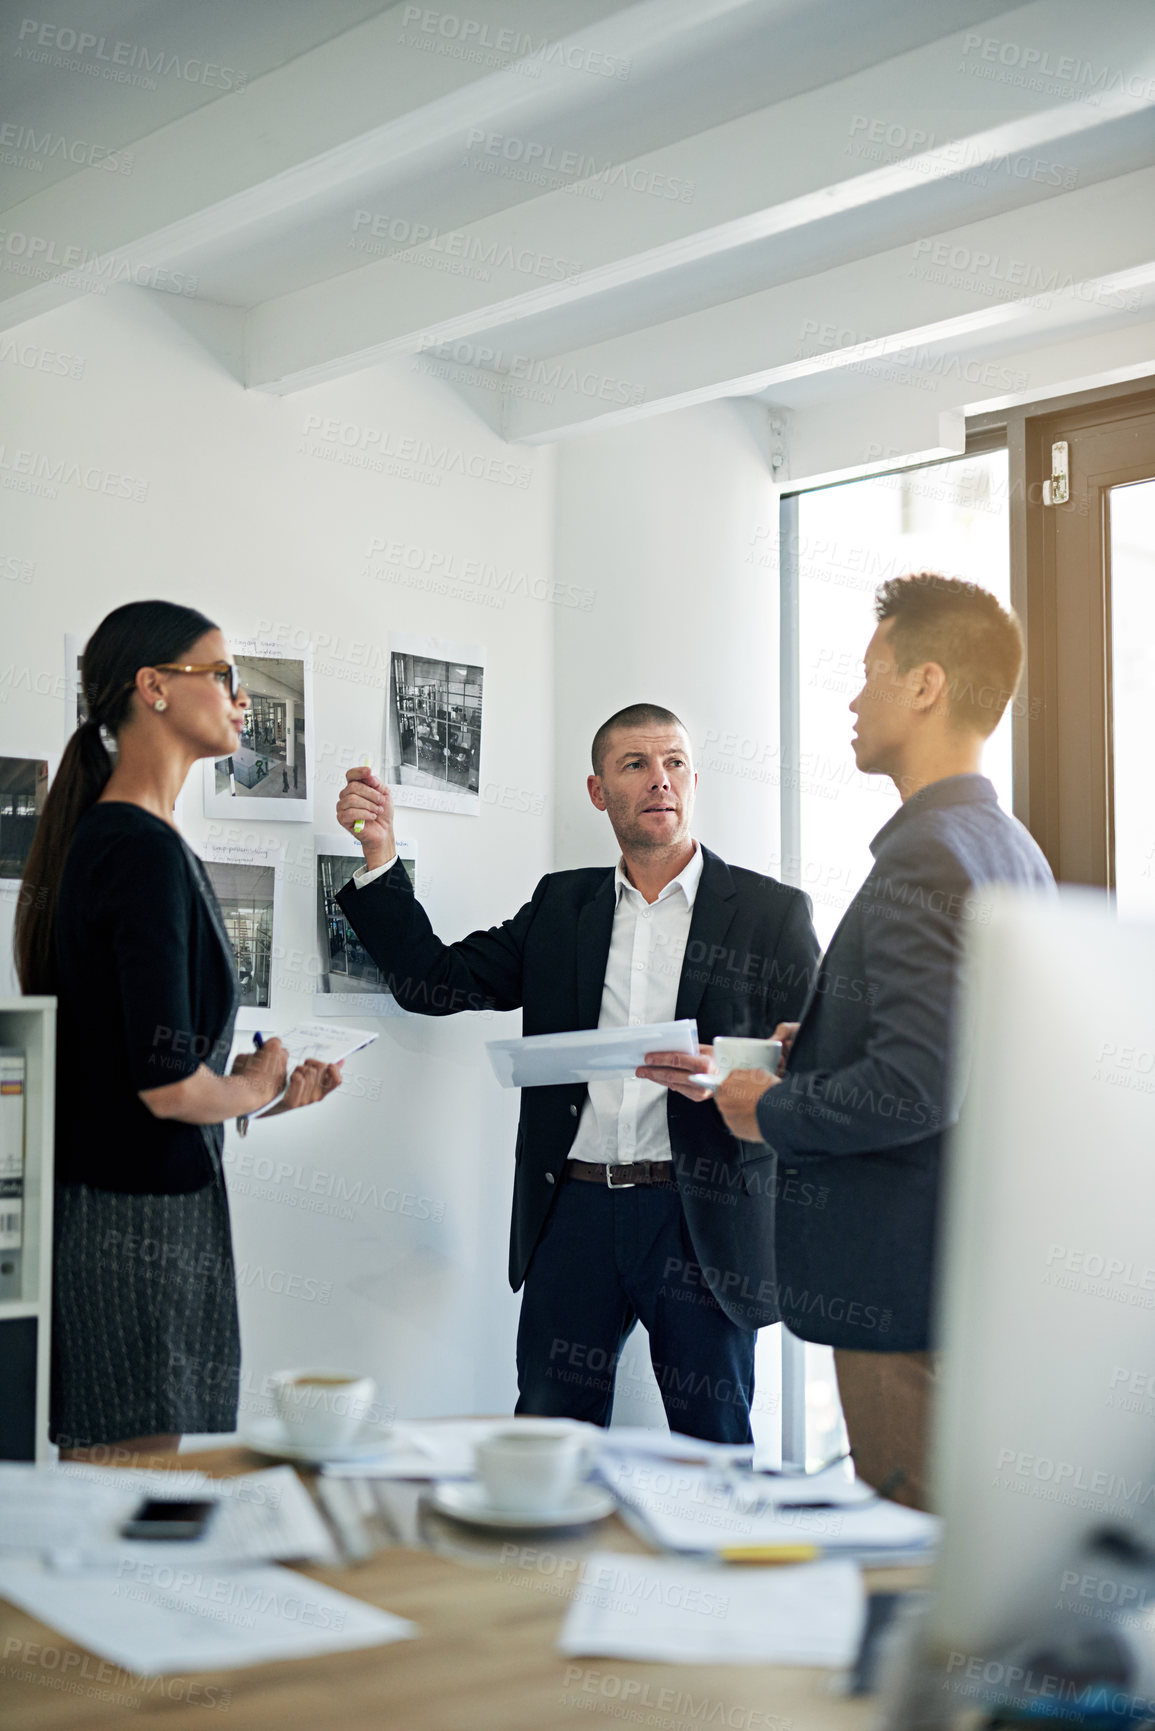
[385,632,485,817]
[313,831,417,1016]
[0,754,53,998]
[201,843,283,1027]
[203,641,314,823]
[0,757,49,882]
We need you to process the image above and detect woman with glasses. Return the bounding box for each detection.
[15,601,341,1461]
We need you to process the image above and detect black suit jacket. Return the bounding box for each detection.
[337,846,820,1327]
[54,802,239,1193]
[755,775,1055,1353]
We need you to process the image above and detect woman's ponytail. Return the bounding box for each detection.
[15,720,113,993]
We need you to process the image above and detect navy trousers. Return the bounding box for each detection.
[514,1174,757,1445]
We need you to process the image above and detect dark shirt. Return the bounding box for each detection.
[54,803,239,1193]
[755,774,1055,1350]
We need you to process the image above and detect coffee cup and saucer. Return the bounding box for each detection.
[429,1420,614,1529]
[242,1369,393,1464]
[688,1035,784,1093]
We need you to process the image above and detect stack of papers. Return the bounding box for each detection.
[559,1551,865,1665]
[487,1020,698,1088]
[599,1457,939,1564]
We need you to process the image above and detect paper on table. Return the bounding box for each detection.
[600,1457,939,1560]
[559,1551,865,1665]
[324,1419,740,1481]
[322,1418,497,1480]
[487,1020,698,1089]
[0,1557,416,1675]
[66,1467,338,1572]
[323,1417,602,1481]
[0,1464,336,1570]
[0,1464,206,1556]
[597,1428,753,1467]
[747,1463,875,1508]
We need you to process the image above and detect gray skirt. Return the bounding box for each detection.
[50,1173,240,1448]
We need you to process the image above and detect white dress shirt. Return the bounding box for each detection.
[356,843,702,1166]
[354,854,400,889]
[569,844,702,1167]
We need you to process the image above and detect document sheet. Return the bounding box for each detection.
[559,1552,866,1665]
[487,1020,699,1088]
[232,1023,379,1117]
[0,1558,416,1674]
[0,1464,205,1556]
[0,1464,336,1569]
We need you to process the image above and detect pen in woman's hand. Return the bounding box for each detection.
[236,1031,264,1139]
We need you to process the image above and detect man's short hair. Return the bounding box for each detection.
[875,573,1024,737]
[591,704,687,776]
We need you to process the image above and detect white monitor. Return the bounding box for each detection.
[927,888,1155,1662]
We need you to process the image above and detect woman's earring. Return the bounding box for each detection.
[155,699,167,712]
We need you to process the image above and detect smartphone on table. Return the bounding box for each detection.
[119,1498,217,1541]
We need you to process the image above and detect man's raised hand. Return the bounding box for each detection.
[337,767,395,868]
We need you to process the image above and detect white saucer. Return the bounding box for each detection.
[240,1415,395,1465]
[429,1479,615,1529]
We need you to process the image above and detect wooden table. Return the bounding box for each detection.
[0,1446,926,1731]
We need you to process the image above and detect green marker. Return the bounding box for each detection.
[353,755,371,834]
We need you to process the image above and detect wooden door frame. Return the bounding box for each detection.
[971,379,1155,884]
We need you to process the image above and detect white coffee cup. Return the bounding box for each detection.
[712,1036,783,1079]
[270,1369,376,1450]
[475,1421,593,1513]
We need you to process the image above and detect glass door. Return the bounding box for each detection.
[780,444,1014,1467]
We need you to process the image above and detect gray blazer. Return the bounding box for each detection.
[755,774,1054,1352]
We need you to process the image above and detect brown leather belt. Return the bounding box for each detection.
[566,1159,675,1189]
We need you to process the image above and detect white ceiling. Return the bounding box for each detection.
[2,0,1152,451]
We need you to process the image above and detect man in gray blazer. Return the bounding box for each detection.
[644,574,1053,1506]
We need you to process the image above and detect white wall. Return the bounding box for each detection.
[553,399,783,877]
[552,400,786,1451]
[0,284,557,1434]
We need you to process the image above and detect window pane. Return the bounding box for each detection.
[1109,477,1155,916]
[795,451,1013,944]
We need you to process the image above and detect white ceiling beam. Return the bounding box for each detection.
[243,0,1155,391]
[0,0,755,331]
[785,316,1155,487]
[488,164,1155,439]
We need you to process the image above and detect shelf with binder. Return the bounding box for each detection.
[0,996,56,1462]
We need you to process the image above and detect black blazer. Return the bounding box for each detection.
[337,846,820,1327]
[54,803,240,1193]
[755,775,1055,1353]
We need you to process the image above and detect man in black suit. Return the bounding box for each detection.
[645,577,1054,1503]
[335,705,820,1443]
